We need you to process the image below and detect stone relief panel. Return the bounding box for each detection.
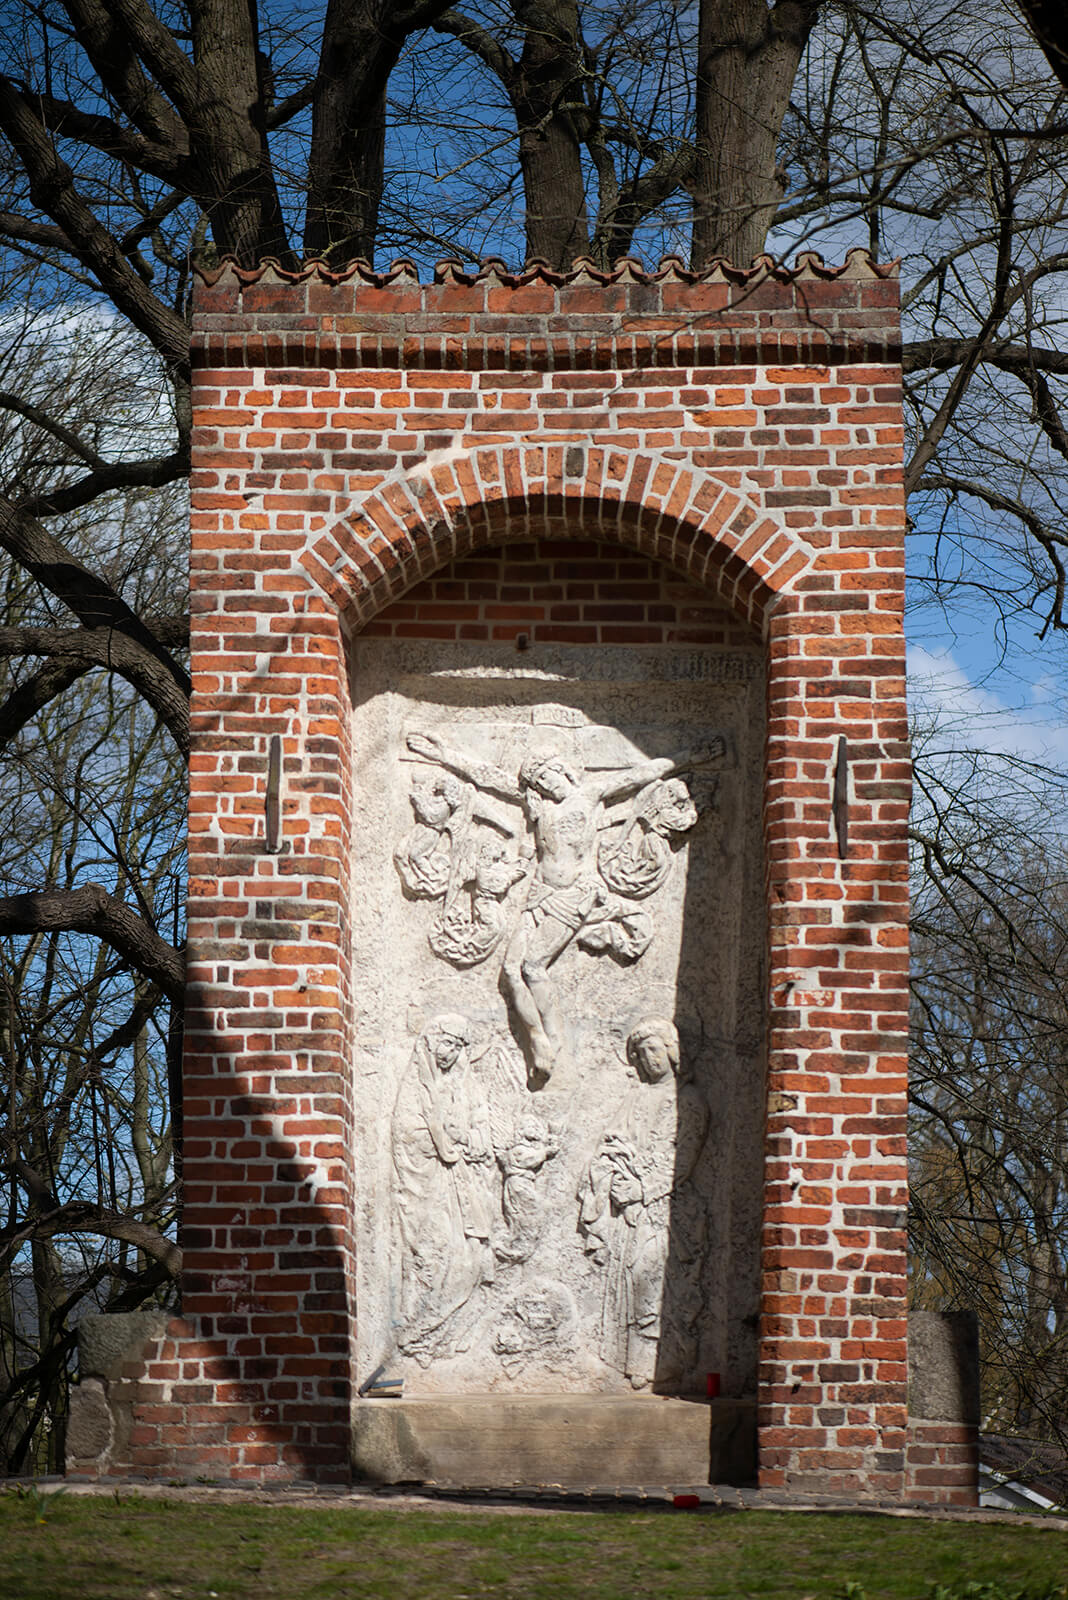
[351,642,765,1398]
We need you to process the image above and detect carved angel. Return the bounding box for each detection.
[394,773,469,900]
[395,754,528,968]
[597,777,701,900]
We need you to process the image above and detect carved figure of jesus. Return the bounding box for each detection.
[405,731,726,1087]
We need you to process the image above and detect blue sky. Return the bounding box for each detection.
[906,516,1068,786]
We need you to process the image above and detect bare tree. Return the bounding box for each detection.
[909,735,1068,1441]
[0,301,184,1471]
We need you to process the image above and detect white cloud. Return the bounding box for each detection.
[907,642,1068,769]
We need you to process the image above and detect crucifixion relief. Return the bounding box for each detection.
[397,729,727,1087]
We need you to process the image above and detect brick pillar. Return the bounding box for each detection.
[758,596,911,1498]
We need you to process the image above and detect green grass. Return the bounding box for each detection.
[0,1489,1066,1600]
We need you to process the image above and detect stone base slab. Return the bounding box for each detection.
[351,1394,756,1488]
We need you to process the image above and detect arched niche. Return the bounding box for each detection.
[345,524,767,1423]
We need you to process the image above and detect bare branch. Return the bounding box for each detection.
[19,446,189,520]
[904,140,1019,494]
[0,77,190,369]
[918,472,1067,637]
[0,1200,181,1276]
[60,0,191,146]
[0,659,90,748]
[27,89,190,182]
[904,339,1068,377]
[1017,364,1068,462]
[0,884,184,1002]
[0,210,74,253]
[0,497,190,692]
[433,8,517,88]
[0,391,106,469]
[94,0,199,122]
[0,625,190,751]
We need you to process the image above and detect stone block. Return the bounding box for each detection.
[77,1310,171,1380]
[66,1379,113,1461]
[351,1394,756,1487]
[908,1311,980,1424]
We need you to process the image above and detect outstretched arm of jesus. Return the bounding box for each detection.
[406,730,522,804]
[594,734,729,804]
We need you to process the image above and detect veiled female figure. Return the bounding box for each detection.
[392,1014,494,1364]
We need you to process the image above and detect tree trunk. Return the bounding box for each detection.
[691,0,819,268]
[305,72,386,264]
[28,1237,65,1472]
[0,1267,32,1474]
[188,0,293,263]
[512,0,590,267]
[304,0,391,262]
[1016,0,1068,88]
[305,0,456,264]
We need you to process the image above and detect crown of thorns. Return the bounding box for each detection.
[518,753,577,788]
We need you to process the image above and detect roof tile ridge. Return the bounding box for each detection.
[433,260,478,285]
[191,246,901,288]
[516,258,568,286]
[192,255,420,287]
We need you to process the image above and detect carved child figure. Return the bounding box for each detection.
[494,1113,560,1265]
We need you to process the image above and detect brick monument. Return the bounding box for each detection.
[65,251,977,1504]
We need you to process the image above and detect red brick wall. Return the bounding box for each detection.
[365,535,753,647]
[905,1422,981,1506]
[69,253,926,1497]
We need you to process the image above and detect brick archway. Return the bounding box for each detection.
[300,445,814,634]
